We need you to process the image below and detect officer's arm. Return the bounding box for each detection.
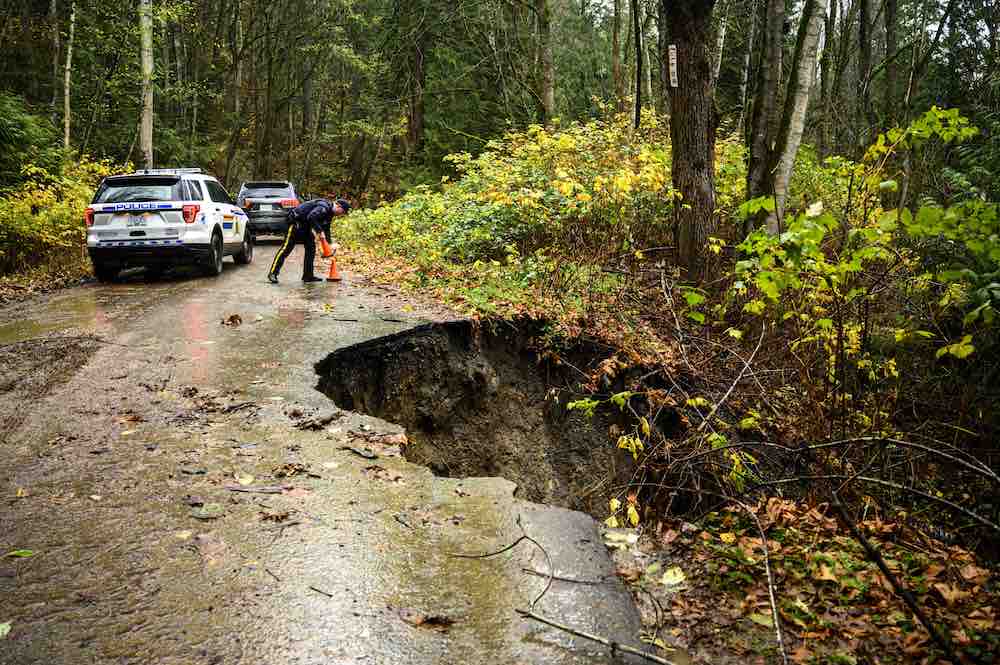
[306,206,326,235]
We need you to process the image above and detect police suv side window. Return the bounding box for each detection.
[188,179,205,201]
[207,181,235,205]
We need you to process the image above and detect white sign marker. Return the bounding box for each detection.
[668,45,678,87]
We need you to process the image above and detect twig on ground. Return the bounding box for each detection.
[521,567,606,585]
[517,610,675,665]
[394,514,414,530]
[696,325,766,432]
[831,492,958,663]
[265,568,282,582]
[308,585,335,598]
[730,498,789,665]
[224,485,286,494]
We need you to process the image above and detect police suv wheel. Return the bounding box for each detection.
[234,229,254,265]
[93,263,118,282]
[204,233,224,276]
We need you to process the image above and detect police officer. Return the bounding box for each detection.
[267,197,350,284]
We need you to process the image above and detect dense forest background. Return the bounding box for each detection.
[2,0,997,201]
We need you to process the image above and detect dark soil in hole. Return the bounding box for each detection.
[315,320,638,512]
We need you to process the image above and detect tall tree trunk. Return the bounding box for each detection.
[613,0,624,109]
[641,2,653,105]
[858,0,874,146]
[140,0,154,168]
[736,0,757,133]
[407,37,426,155]
[711,0,729,87]
[537,0,555,123]
[658,0,669,112]
[62,1,75,150]
[49,0,60,123]
[819,0,836,156]
[883,0,897,126]
[631,0,642,128]
[665,0,718,281]
[746,0,783,208]
[767,0,829,233]
[224,0,243,187]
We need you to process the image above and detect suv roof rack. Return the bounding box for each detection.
[129,168,203,176]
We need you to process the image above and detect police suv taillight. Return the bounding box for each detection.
[182,204,200,224]
[280,198,299,208]
[84,207,94,227]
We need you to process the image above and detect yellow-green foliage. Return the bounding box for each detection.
[0,158,114,277]
[342,111,746,318]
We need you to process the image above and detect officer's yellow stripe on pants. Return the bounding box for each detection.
[269,223,296,275]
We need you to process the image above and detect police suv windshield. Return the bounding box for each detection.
[93,177,184,203]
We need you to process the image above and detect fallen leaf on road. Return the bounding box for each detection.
[235,473,255,486]
[603,529,639,550]
[191,503,225,520]
[0,622,10,639]
[221,314,243,327]
[749,612,774,628]
[660,566,687,589]
[273,463,308,478]
[398,608,455,633]
[4,550,34,558]
[174,530,193,540]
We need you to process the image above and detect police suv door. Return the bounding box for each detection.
[206,180,243,242]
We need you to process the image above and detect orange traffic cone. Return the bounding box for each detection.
[317,234,334,258]
[326,251,342,282]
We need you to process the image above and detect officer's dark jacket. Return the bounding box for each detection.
[289,199,336,234]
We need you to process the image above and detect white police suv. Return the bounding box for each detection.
[85,168,253,281]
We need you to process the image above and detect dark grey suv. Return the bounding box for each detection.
[236,181,299,236]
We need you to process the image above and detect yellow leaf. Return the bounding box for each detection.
[640,417,650,437]
[660,566,686,588]
[720,532,736,544]
[627,504,640,526]
[609,497,621,513]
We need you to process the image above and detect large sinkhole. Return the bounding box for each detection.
[315,320,637,511]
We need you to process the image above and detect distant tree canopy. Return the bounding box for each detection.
[0,0,995,210]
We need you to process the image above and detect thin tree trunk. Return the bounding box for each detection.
[641,2,653,104]
[819,0,836,156]
[883,0,897,125]
[632,0,642,128]
[712,0,729,87]
[858,0,874,146]
[736,0,758,133]
[665,0,718,281]
[49,0,60,123]
[62,1,75,150]
[537,0,555,123]
[613,0,624,109]
[746,0,783,209]
[767,0,829,233]
[224,0,243,187]
[658,0,669,112]
[140,0,154,168]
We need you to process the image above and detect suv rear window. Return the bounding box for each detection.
[242,183,293,198]
[93,177,184,203]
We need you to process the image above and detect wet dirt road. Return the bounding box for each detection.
[0,244,645,664]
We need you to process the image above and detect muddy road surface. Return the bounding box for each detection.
[0,244,646,665]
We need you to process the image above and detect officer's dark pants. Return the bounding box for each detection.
[268,223,316,279]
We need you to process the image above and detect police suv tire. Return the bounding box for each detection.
[93,263,118,282]
[204,232,224,276]
[233,228,254,265]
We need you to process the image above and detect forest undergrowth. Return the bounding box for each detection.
[341,109,1000,664]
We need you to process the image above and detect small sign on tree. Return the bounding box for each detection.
[668,45,678,87]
